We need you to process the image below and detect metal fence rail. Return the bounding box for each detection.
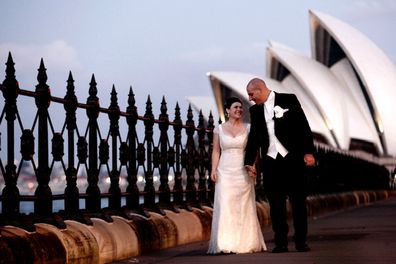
[0,52,391,230]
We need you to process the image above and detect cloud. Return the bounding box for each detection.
[0,40,82,73]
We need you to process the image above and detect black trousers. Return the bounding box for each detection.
[262,153,308,247]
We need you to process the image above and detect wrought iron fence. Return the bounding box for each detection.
[0,52,391,230]
[0,53,215,227]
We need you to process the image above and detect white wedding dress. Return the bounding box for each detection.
[207,124,266,254]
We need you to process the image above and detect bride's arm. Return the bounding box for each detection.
[244,123,258,178]
[210,131,220,182]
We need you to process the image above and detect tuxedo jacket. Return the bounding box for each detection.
[244,92,314,166]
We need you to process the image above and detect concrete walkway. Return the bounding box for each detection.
[116,196,396,264]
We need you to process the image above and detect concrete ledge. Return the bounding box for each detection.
[62,220,100,263]
[0,190,394,263]
[0,224,66,263]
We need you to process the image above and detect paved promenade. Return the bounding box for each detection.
[117,196,396,264]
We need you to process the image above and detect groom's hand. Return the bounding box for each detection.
[245,165,257,178]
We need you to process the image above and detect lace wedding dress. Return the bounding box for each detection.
[207,124,266,254]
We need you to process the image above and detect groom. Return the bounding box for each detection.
[244,78,315,253]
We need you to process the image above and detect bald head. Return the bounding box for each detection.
[246,78,271,104]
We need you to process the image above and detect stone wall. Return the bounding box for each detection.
[0,190,394,263]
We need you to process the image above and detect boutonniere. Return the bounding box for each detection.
[273,105,289,118]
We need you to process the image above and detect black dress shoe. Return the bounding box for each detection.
[272,246,288,253]
[295,243,310,252]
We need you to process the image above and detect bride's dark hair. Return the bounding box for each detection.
[224,96,242,110]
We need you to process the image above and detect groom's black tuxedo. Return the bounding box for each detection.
[244,91,314,250]
[244,92,314,166]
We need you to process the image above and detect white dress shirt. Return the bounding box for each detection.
[264,91,288,159]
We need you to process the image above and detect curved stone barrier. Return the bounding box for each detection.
[35,222,98,263]
[145,212,178,250]
[62,220,100,263]
[88,217,138,263]
[256,201,270,229]
[0,225,66,263]
[0,190,394,263]
[164,208,204,245]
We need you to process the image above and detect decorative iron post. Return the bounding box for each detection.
[172,103,183,205]
[197,110,208,205]
[64,72,79,213]
[34,59,52,216]
[1,52,20,215]
[143,96,155,209]
[185,105,197,206]
[207,112,215,204]
[126,87,139,209]
[108,86,121,209]
[158,96,171,208]
[85,75,101,211]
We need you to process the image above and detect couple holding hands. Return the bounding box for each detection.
[207,78,315,254]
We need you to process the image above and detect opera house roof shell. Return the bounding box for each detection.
[188,10,396,157]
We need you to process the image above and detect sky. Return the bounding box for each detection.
[1,0,396,117]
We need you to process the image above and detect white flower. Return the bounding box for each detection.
[273,105,289,118]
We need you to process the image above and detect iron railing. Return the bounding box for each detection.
[0,52,391,230]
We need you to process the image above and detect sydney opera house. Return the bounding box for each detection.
[187,10,396,159]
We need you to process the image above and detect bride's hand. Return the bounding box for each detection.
[211,172,217,182]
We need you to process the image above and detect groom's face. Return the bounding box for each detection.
[247,86,263,104]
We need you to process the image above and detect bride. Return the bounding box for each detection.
[207,96,266,254]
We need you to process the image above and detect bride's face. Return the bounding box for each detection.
[227,102,243,120]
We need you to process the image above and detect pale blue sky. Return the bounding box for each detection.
[1,0,396,114]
